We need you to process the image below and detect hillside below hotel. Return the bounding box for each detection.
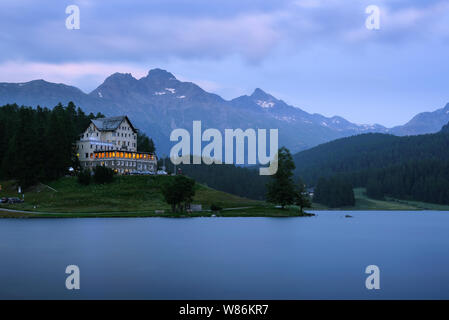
[76,115,157,174]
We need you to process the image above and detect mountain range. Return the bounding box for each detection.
[1,68,449,154]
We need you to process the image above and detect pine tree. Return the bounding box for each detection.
[266,147,296,208]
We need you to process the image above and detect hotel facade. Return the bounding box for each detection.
[76,116,157,174]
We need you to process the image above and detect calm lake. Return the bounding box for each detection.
[1,211,448,299]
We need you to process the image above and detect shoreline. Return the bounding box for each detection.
[2,206,448,219]
[0,207,316,219]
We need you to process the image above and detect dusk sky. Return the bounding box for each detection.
[1,0,449,127]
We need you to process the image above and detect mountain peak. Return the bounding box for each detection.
[251,88,269,97]
[146,68,177,81]
[249,88,278,108]
[104,72,136,83]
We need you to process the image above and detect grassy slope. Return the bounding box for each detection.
[0,176,261,213]
[312,188,449,211]
[2,178,447,217]
[0,176,312,217]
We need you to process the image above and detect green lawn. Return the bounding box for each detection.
[0,175,262,214]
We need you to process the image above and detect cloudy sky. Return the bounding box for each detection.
[1,0,449,126]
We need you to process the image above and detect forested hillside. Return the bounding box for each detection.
[0,103,103,187]
[293,127,449,204]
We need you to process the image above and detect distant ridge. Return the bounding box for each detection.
[0,68,447,153]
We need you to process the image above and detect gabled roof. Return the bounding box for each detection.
[91,116,137,133]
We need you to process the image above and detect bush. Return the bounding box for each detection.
[210,204,222,212]
[77,169,91,185]
[93,166,114,184]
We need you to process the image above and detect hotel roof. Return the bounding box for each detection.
[91,116,137,133]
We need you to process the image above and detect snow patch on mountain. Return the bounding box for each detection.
[257,100,275,108]
[274,115,296,123]
[358,124,376,130]
[165,88,176,94]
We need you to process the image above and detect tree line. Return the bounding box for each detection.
[158,156,269,200]
[293,126,449,205]
[313,176,355,208]
[365,160,449,204]
[0,102,104,187]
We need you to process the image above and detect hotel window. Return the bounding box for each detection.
[85,153,88,158]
